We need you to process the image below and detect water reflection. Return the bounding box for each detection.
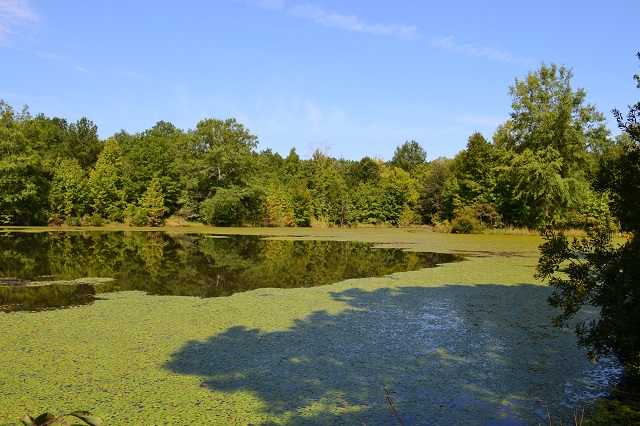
[0,231,462,312]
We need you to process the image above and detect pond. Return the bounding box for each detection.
[0,230,461,312]
[0,230,633,424]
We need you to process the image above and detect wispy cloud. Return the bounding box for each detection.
[289,4,420,40]
[237,2,530,64]
[33,48,89,73]
[431,36,534,66]
[237,0,419,40]
[0,0,38,43]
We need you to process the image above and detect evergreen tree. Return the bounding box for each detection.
[139,175,167,226]
[88,138,126,222]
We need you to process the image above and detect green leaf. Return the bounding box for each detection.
[68,412,105,426]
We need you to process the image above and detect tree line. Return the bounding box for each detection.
[0,63,628,230]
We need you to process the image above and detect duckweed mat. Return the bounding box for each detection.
[0,229,625,424]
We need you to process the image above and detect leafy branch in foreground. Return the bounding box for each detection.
[20,411,104,426]
[536,227,640,375]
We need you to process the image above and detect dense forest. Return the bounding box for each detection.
[0,63,630,231]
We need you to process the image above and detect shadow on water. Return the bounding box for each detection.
[0,230,462,312]
[164,285,622,425]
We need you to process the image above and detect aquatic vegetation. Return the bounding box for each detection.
[0,228,633,424]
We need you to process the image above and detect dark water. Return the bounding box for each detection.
[0,230,462,312]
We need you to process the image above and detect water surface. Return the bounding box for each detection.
[0,230,461,312]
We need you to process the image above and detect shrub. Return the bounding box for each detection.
[86,214,104,227]
[432,218,452,233]
[397,205,418,227]
[64,216,82,226]
[451,206,484,234]
[126,205,150,227]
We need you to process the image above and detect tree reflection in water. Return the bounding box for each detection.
[0,231,462,312]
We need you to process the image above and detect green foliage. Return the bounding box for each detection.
[441,133,499,223]
[494,62,609,174]
[264,182,295,227]
[0,102,50,225]
[85,213,104,227]
[431,218,452,233]
[289,181,313,227]
[473,202,502,228]
[66,117,101,169]
[389,140,427,173]
[88,138,126,222]
[450,206,484,234]
[489,63,612,228]
[418,157,451,224]
[309,152,348,226]
[397,204,418,227]
[596,141,640,233]
[48,158,88,220]
[380,166,419,226]
[175,117,259,223]
[347,156,382,186]
[21,411,104,426]
[499,147,570,228]
[125,205,149,227]
[139,175,167,226]
[537,229,640,375]
[0,60,622,232]
[199,186,263,226]
[200,188,245,226]
[352,182,385,225]
[120,121,182,213]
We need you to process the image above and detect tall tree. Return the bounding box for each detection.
[139,175,167,226]
[455,132,497,205]
[494,63,609,174]
[67,117,102,169]
[380,166,419,225]
[389,140,427,174]
[177,118,259,221]
[88,138,126,221]
[417,157,451,224]
[121,121,182,214]
[493,63,610,228]
[309,150,348,226]
[0,102,49,225]
[48,158,88,221]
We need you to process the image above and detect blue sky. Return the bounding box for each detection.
[1,1,639,161]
